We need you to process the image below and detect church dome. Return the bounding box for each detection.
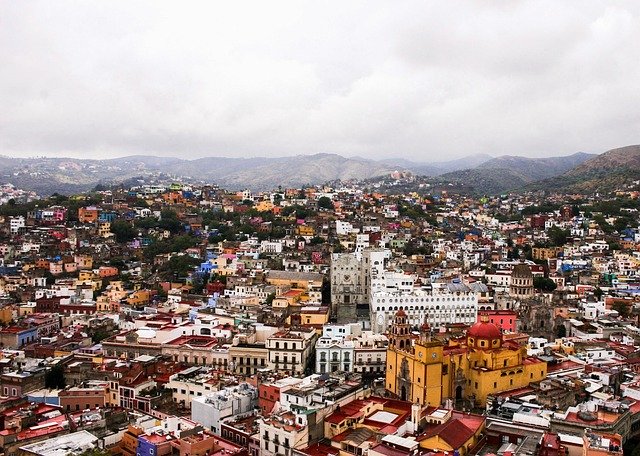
[468,320,501,340]
[512,263,533,278]
[467,315,502,349]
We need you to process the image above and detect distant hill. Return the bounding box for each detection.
[532,145,640,193]
[435,152,596,194]
[187,153,397,190]
[477,152,595,180]
[380,153,494,176]
[1,147,631,196]
[0,153,397,195]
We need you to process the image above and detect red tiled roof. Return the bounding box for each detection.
[369,442,412,456]
[419,418,474,449]
[297,442,337,456]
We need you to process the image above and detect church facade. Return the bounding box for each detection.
[386,309,547,407]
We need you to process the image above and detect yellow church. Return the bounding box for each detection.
[386,309,547,407]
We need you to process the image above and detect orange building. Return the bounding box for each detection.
[98,266,119,278]
[78,206,100,223]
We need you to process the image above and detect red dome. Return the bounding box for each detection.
[468,320,501,340]
[396,308,407,317]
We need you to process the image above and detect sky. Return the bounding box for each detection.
[1,1,640,162]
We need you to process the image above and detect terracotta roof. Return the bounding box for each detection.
[419,418,477,450]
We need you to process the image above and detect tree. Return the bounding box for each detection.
[594,287,604,300]
[159,209,182,233]
[547,226,570,247]
[159,254,200,280]
[593,214,613,234]
[265,292,276,306]
[333,242,345,253]
[556,324,567,338]
[533,277,557,292]
[317,196,334,210]
[309,236,325,245]
[45,364,66,389]
[612,301,630,318]
[90,327,112,344]
[77,449,111,456]
[110,220,137,243]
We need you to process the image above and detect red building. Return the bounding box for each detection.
[59,386,107,412]
[477,310,517,333]
[258,382,281,415]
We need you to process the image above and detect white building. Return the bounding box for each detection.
[315,324,387,375]
[370,270,480,334]
[9,216,25,234]
[167,367,218,408]
[259,410,309,456]
[335,220,358,236]
[191,382,258,435]
[260,240,284,254]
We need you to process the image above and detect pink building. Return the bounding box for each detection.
[477,309,517,333]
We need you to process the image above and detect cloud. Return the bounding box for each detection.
[1,0,639,161]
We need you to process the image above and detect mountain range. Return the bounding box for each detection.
[0,145,638,196]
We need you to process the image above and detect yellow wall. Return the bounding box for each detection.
[419,424,484,456]
[386,342,444,407]
[0,307,13,324]
[296,225,315,237]
[386,337,547,407]
[255,201,274,212]
[299,310,329,326]
[127,289,151,307]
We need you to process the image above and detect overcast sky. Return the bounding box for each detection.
[1,1,640,162]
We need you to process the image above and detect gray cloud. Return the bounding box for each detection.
[1,0,639,161]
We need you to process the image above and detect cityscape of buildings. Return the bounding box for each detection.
[0,178,637,455]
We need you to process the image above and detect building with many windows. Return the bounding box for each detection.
[370,278,481,334]
[266,328,318,375]
[315,323,387,376]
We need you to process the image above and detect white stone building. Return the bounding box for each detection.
[191,382,258,435]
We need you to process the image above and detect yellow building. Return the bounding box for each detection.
[255,200,274,212]
[296,225,315,237]
[532,246,563,261]
[386,310,547,407]
[126,289,151,308]
[98,221,112,238]
[0,307,14,324]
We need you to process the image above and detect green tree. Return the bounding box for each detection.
[556,324,567,338]
[594,287,604,300]
[317,196,334,210]
[90,327,112,344]
[159,209,182,233]
[593,214,613,234]
[45,364,66,389]
[547,226,570,247]
[110,220,137,243]
[159,254,200,279]
[533,277,557,292]
[612,301,630,318]
[333,242,345,253]
[77,448,111,456]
